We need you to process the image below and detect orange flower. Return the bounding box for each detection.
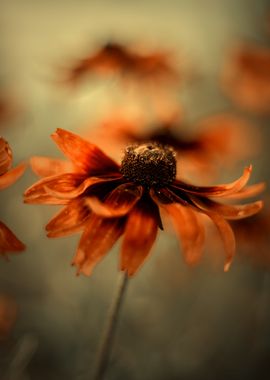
[87,113,259,181]
[24,129,264,276]
[62,42,179,87]
[0,137,26,257]
[221,43,270,114]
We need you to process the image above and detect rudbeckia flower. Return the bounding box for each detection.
[61,41,179,87]
[24,129,264,276]
[221,43,270,114]
[87,112,260,181]
[0,137,26,257]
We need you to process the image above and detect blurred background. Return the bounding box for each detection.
[0,0,270,379]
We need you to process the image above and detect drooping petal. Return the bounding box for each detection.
[24,172,85,204]
[203,211,236,272]
[120,201,158,276]
[30,156,74,177]
[72,215,125,276]
[158,202,205,265]
[173,166,252,197]
[85,183,143,217]
[46,198,91,237]
[193,197,263,220]
[0,162,27,190]
[51,128,119,175]
[0,222,25,254]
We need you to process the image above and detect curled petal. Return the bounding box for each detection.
[44,175,123,200]
[121,202,158,276]
[24,172,85,204]
[72,215,125,276]
[173,166,252,197]
[46,199,91,237]
[0,137,12,175]
[51,128,119,175]
[224,182,266,200]
[0,222,25,255]
[0,162,27,190]
[30,156,74,177]
[85,184,143,217]
[159,202,205,265]
[193,198,263,220]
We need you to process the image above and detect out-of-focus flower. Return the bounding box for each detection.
[87,112,260,181]
[24,129,264,276]
[221,43,270,114]
[61,41,180,88]
[0,294,18,341]
[0,137,26,257]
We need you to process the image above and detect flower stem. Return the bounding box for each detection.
[93,271,129,380]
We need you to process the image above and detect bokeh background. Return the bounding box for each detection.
[0,0,270,379]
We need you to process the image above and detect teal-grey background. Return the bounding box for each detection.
[0,1,270,379]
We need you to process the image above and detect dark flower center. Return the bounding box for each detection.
[120,142,176,188]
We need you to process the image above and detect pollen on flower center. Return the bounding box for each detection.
[120,142,177,188]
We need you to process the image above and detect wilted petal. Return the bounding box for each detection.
[51,128,119,175]
[30,156,74,177]
[0,162,27,190]
[194,198,263,220]
[0,222,25,254]
[72,216,125,276]
[85,183,143,217]
[173,166,252,197]
[24,172,85,204]
[160,202,205,265]
[120,202,158,276]
[46,198,91,237]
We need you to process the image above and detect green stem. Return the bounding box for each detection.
[93,271,129,380]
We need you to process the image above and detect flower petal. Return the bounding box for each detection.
[72,215,125,276]
[46,199,91,237]
[85,183,143,217]
[173,166,252,197]
[120,202,158,276]
[0,222,25,255]
[44,175,123,200]
[193,198,263,220]
[24,172,85,204]
[51,128,119,174]
[160,202,205,265]
[0,137,12,175]
[224,182,266,200]
[204,211,236,271]
[0,162,27,190]
[30,156,74,177]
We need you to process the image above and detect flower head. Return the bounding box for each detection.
[0,137,26,257]
[87,113,260,181]
[62,42,179,87]
[24,129,264,276]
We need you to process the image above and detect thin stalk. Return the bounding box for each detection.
[93,271,129,380]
